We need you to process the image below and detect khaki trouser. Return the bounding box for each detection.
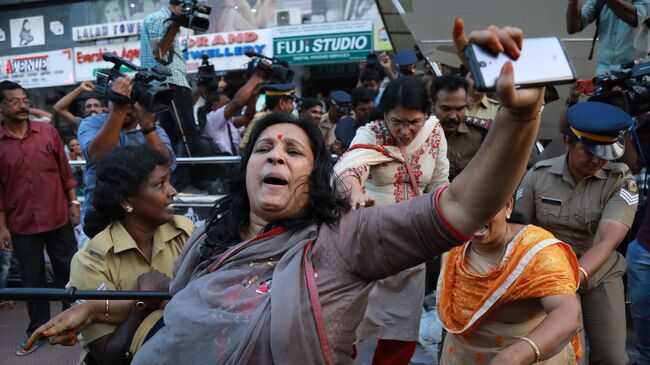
[578,252,628,365]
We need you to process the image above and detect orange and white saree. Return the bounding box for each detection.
[437,225,582,365]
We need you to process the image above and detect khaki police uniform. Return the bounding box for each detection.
[445,118,489,181]
[240,83,296,150]
[466,95,500,121]
[515,155,637,365]
[240,111,271,150]
[68,216,194,363]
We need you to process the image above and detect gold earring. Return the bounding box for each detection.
[125,205,133,213]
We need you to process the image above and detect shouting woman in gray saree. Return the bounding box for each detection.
[133,20,549,365]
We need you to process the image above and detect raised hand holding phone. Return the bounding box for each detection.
[465,36,576,92]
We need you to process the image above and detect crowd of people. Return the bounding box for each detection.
[0,1,649,365]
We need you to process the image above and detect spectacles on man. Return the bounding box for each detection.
[2,98,31,107]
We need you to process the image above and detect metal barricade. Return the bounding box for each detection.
[0,288,171,301]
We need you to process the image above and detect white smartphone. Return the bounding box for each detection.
[465,37,576,92]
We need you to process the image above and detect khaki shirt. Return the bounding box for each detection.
[445,120,486,180]
[466,95,500,120]
[239,111,271,150]
[319,112,333,140]
[515,155,637,257]
[68,216,194,347]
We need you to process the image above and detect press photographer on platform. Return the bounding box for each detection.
[140,0,211,189]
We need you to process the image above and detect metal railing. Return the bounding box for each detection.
[68,154,340,167]
[69,156,242,167]
[70,154,339,205]
[0,288,171,301]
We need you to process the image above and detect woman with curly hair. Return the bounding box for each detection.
[24,145,194,365]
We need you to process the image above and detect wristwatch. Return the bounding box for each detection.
[68,200,81,206]
[141,126,157,135]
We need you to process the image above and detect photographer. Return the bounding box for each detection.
[201,69,265,156]
[78,77,175,224]
[141,0,199,154]
[566,0,650,74]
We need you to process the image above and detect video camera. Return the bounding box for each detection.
[245,49,294,84]
[589,60,650,115]
[195,54,226,90]
[172,0,211,32]
[366,53,379,69]
[95,53,174,113]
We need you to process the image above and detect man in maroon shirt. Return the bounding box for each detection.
[0,81,79,356]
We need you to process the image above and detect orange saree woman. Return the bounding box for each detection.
[437,199,582,365]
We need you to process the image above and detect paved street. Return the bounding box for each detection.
[0,301,639,364]
[0,302,80,365]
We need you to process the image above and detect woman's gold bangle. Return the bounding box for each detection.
[578,267,589,285]
[105,299,110,321]
[520,336,541,362]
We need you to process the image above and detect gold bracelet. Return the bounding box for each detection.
[105,299,110,321]
[520,336,541,362]
[578,267,589,285]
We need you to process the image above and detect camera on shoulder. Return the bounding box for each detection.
[245,49,294,84]
[589,60,650,116]
[196,54,226,90]
[171,0,211,32]
[95,52,174,113]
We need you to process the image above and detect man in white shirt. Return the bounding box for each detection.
[202,69,265,155]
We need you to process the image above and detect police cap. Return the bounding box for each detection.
[566,101,633,160]
[264,84,296,97]
[395,50,418,67]
[330,90,351,104]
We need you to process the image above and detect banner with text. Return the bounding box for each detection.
[73,41,141,81]
[72,20,143,42]
[181,28,274,73]
[0,49,74,88]
[273,21,372,65]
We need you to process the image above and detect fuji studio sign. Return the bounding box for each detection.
[273,20,373,65]
[276,35,369,54]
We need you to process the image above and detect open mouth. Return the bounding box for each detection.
[164,202,175,209]
[263,174,288,186]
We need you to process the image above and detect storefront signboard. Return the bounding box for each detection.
[273,21,373,65]
[0,49,75,88]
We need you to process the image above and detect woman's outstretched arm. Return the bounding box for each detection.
[439,18,545,238]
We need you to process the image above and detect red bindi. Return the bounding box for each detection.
[277,134,283,141]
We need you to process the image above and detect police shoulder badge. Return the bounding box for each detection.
[624,179,638,194]
[619,179,639,206]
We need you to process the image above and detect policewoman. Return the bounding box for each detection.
[515,102,638,365]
